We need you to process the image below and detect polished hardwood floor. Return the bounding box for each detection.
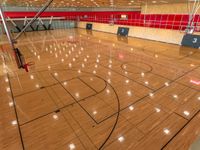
[0,29,200,150]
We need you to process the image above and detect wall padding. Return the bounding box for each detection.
[78,21,184,45]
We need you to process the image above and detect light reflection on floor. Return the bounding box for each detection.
[0,29,200,150]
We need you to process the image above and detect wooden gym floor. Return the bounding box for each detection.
[0,29,200,150]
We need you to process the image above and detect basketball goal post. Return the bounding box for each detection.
[0,0,53,72]
[184,0,200,34]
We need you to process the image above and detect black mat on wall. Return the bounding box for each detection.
[181,34,200,49]
[86,23,93,30]
[117,27,129,36]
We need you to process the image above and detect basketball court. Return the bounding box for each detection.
[0,0,200,150]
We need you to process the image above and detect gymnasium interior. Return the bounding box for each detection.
[0,0,200,149]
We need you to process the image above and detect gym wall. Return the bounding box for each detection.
[78,22,184,44]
